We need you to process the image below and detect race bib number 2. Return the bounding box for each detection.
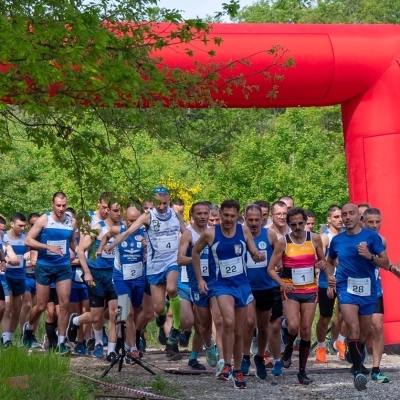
[122,262,143,280]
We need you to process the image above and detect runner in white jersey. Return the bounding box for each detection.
[2,213,28,347]
[104,186,187,360]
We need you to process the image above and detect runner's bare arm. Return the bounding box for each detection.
[177,230,192,266]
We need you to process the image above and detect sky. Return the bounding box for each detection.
[157,0,257,20]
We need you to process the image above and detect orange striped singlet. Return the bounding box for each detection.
[281,231,317,294]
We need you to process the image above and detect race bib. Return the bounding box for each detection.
[347,277,371,297]
[101,246,115,259]
[246,251,268,268]
[219,257,243,278]
[200,259,209,277]
[157,235,178,252]
[47,240,66,255]
[292,267,314,285]
[75,268,84,283]
[122,262,143,280]
[181,266,189,283]
[7,254,24,269]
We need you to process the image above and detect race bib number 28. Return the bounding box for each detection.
[347,277,371,297]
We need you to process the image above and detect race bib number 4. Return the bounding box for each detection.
[219,257,244,278]
[122,262,143,280]
[47,240,67,255]
[292,267,314,285]
[347,277,371,297]
[157,235,178,252]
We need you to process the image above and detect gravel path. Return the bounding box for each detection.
[71,350,400,400]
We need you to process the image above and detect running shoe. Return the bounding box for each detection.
[156,300,170,327]
[354,373,368,391]
[371,371,390,383]
[253,354,267,380]
[106,351,117,362]
[298,371,313,385]
[67,313,79,342]
[55,341,71,356]
[158,327,167,346]
[328,339,338,355]
[334,340,346,360]
[165,343,182,361]
[350,364,370,375]
[3,340,13,349]
[215,360,225,378]
[31,335,42,349]
[22,322,33,349]
[167,327,180,346]
[281,345,293,368]
[205,344,218,367]
[92,344,104,358]
[240,356,251,376]
[232,369,246,389]
[74,342,89,355]
[188,359,206,370]
[218,364,232,381]
[316,347,327,363]
[272,360,283,376]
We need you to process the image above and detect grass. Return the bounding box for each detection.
[0,347,95,400]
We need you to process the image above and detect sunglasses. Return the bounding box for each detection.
[153,186,169,195]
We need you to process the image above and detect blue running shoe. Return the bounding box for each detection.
[232,369,246,389]
[240,356,251,376]
[74,343,89,355]
[272,360,283,376]
[92,344,104,358]
[354,373,367,391]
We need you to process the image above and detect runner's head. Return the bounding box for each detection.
[363,208,382,232]
[304,210,316,232]
[341,203,360,230]
[171,198,185,216]
[98,192,113,220]
[327,205,342,230]
[190,202,210,228]
[107,199,121,223]
[358,202,370,227]
[271,201,288,229]
[27,213,40,229]
[279,195,294,211]
[52,192,67,218]
[208,204,220,226]
[153,186,170,214]
[286,207,307,238]
[254,200,270,226]
[126,206,141,228]
[244,203,262,236]
[10,212,26,236]
[141,200,153,213]
[219,199,240,230]
[0,215,6,231]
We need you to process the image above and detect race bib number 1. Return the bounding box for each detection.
[347,277,371,297]
[292,267,314,285]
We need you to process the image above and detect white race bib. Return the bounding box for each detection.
[122,262,143,280]
[75,268,84,283]
[347,277,371,297]
[7,254,24,269]
[292,267,314,285]
[47,240,67,255]
[157,235,178,252]
[219,257,243,278]
[200,259,209,277]
[246,251,268,268]
[101,247,115,259]
[181,266,189,283]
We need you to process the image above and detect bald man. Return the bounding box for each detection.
[326,203,391,391]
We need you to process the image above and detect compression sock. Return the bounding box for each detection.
[169,295,181,330]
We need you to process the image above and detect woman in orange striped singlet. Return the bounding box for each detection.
[268,207,325,385]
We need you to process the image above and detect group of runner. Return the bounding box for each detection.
[0,189,398,392]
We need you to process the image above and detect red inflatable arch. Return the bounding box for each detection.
[156,23,400,347]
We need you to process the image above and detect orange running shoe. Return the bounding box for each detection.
[334,340,346,360]
[315,347,327,363]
